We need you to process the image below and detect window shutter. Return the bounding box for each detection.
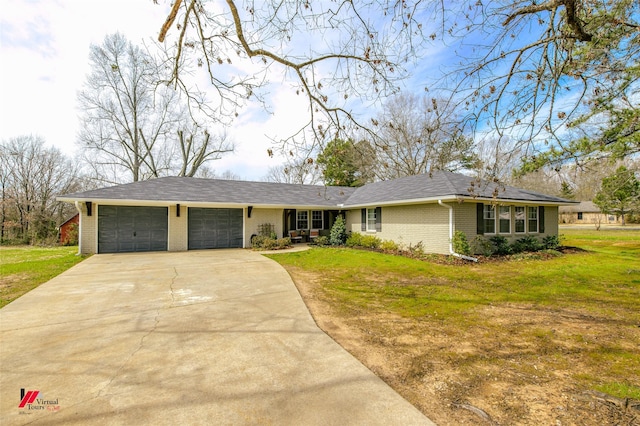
[361,209,366,231]
[324,210,330,230]
[477,203,484,234]
[539,206,545,233]
[375,207,382,232]
[290,209,297,230]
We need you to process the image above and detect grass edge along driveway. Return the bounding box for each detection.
[0,246,87,308]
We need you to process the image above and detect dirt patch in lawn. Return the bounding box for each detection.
[289,267,640,425]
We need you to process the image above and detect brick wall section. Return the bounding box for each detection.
[80,203,97,254]
[454,202,479,240]
[346,204,451,254]
[168,205,188,251]
[344,209,359,237]
[244,208,284,247]
[346,202,560,255]
[545,206,559,236]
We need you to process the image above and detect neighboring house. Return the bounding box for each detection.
[559,201,620,224]
[57,171,574,255]
[58,213,79,245]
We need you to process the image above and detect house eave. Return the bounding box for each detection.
[56,197,346,210]
[342,195,575,209]
[344,195,459,209]
[458,196,578,206]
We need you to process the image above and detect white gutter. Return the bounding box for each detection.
[74,201,82,256]
[438,199,478,262]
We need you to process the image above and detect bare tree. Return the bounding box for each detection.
[175,128,233,177]
[443,0,639,169]
[1,136,82,243]
[216,169,243,180]
[78,33,232,183]
[475,136,527,181]
[150,1,639,172]
[263,156,322,185]
[155,0,430,150]
[78,33,181,182]
[371,93,478,180]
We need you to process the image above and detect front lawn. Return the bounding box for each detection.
[267,228,640,425]
[0,246,87,308]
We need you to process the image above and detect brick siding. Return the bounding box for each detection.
[244,208,284,247]
[168,205,188,251]
[346,204,451,254]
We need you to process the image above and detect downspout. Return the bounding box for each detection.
[74,201,82,256]
[438,200,478,262]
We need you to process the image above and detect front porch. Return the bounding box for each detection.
[283,208,344,242]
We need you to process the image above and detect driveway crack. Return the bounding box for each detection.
[94,269,178,399]
[170,266,178,306]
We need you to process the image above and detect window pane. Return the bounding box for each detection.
[484,205,495,234]
[367,208,376,231]
[499,206,511,233]
[528,207,538,233]
[515,206,525,233]
[297,211,308,229]
[311,210,323,229]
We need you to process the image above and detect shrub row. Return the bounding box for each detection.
[342,233,427,258]
[469,234,562,257]
[251,235,292,250]
[343,231,562,259]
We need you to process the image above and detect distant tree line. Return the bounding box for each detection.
[0,136,84,244]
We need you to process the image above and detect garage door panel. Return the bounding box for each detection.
[188,208,243,250]
[118,241,136,252]
[98,206,168,253]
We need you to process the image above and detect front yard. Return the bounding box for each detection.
[2,231,638,424]
[268,228,640,425]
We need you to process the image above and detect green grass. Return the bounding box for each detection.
[268,238,640,320]
[594,382,640,401]
[266,228,640,400]
[0,246,87,308]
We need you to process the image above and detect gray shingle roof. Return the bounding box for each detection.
[59,172,573,207]
[344,171,572,206]
[60,177,355,207]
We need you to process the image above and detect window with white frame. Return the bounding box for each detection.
[367,208,377,231]
[528,206,538,233]
[515,206,526,233]
[296,210,308,230]
[499,206,511,233]
[311,210,323,229]
[483,205,496,234]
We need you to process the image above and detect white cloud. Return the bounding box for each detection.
[216,82,313,180]
[0,0,301,180]
[0,0,168,154]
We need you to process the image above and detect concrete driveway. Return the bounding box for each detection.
[0,250,434,425]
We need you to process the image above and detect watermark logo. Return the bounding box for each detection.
[19,389,39,408]
[18,388,60,413]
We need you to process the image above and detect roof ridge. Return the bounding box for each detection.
[438,171,461,195]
